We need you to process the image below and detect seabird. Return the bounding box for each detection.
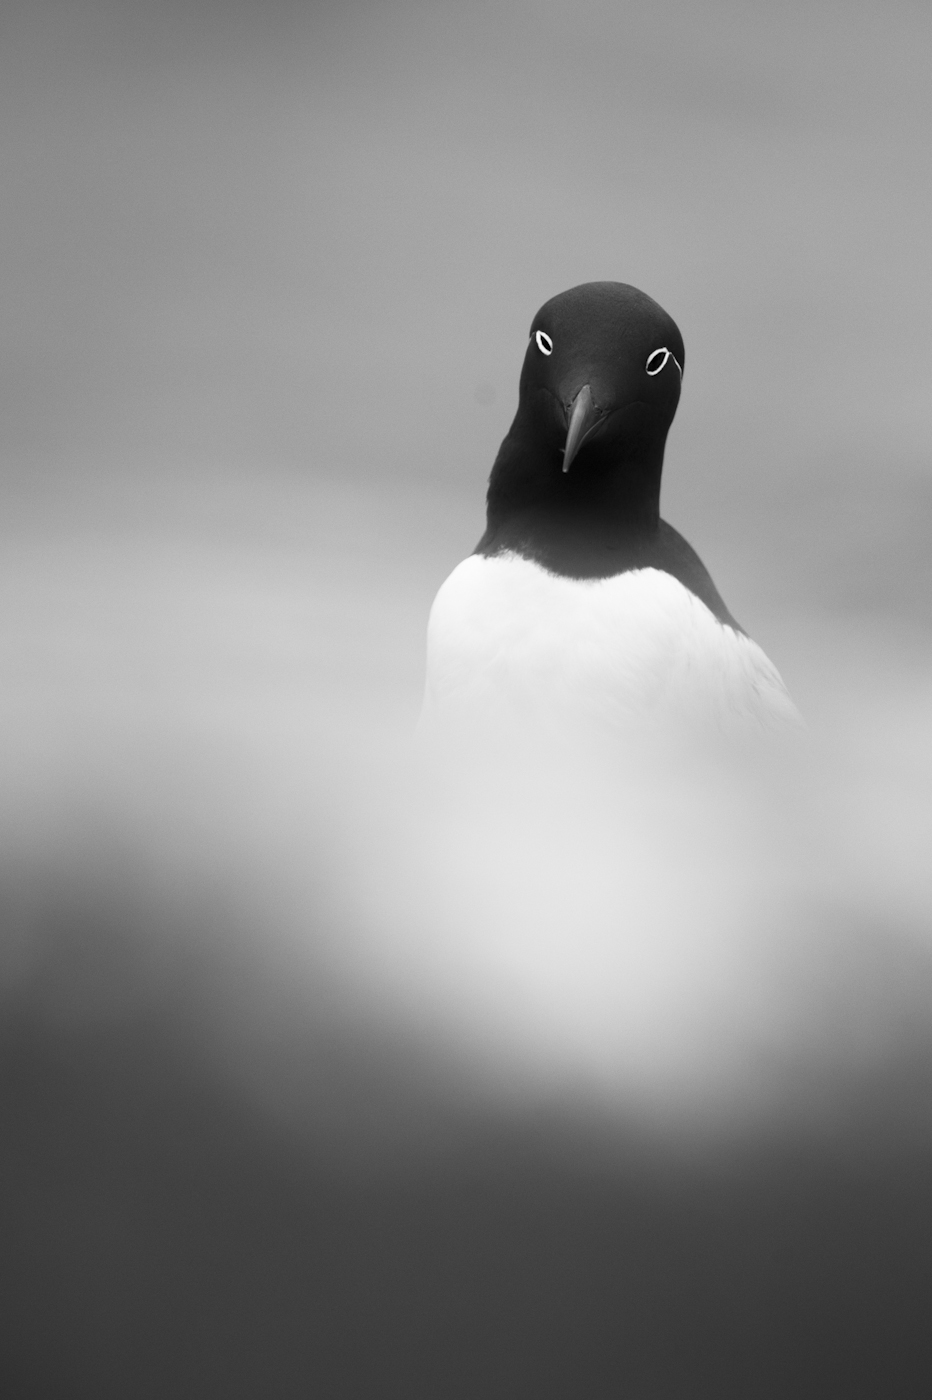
[422,282,800,744]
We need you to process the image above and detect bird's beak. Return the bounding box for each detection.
[561,383,603,473]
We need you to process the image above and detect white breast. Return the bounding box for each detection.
[421,552,801,742]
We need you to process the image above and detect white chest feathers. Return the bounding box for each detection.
[421,553,801,742]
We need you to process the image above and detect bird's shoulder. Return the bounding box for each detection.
[423,553,801,736]
[634,519,743,632]
[476,513,741,632]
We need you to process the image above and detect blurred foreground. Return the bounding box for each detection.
[3,0,932,1391]
[1,462,931,1396]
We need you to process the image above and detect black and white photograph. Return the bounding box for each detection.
[2,1,931,1394]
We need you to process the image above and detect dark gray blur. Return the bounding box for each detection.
[2,1,932,1395]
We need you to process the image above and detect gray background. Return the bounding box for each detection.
[2,3,931,1395]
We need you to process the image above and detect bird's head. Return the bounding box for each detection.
[516,281,685,475]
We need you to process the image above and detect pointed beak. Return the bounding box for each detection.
[561,383,603,473]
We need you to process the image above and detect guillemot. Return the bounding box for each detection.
[422,282,800,742]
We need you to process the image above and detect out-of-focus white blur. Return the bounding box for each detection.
[3,8,932,1391]
[1,0,930,1159]
[2,457,931,1160]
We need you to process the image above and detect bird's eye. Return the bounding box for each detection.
[646,346,682,378]
[535,330,553,356]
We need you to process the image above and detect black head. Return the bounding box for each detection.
[482,283,685,555]
[523,282,684,473]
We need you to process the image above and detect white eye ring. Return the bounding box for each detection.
[646,346,682,377]
[535,330,553,356]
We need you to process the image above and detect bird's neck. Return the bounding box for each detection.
[478,433,665,579]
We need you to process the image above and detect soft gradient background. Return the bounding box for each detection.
[2,1,932,1395]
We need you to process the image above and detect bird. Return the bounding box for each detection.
[421,282,801,748]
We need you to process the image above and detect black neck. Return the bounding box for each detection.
[477,431,665,580]
[473,428,742,629]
